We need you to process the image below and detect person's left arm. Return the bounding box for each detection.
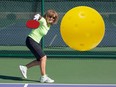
[33,14,42,21]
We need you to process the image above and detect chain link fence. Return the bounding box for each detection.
[0,0,116,57]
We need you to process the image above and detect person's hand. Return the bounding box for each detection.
[33,14,41,21]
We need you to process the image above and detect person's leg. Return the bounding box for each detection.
[19,60,40,79]
[25,55,47,75]
[26,60,40,69]
[39,55,54,83]
[24,55,47,75]
[25,55,47,76]
[19,55,54,83]
[39,55,47,76]
[20,37,54,82]
[19,55,47,78]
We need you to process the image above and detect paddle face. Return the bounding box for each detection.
[26,20,40,29]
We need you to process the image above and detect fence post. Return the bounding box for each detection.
[41,0,44,50]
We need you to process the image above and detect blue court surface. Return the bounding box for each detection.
[0,84,116,87]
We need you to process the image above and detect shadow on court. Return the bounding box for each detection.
[0,75,38,82]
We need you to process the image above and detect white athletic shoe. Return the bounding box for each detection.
[19,65,27,79]
[40,75,54,83]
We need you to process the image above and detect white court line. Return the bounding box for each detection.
[49,34,57,46]
[0,83,116,86]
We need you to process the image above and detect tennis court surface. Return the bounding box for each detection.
[0,58,116,84]
[0,83,116,87]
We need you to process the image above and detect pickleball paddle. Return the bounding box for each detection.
[26,20,40,29]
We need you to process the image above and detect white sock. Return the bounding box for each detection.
[42,74,47,78]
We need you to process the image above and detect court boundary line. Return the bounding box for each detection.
[0,83,116,86]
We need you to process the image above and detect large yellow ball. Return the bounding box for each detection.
[60,6,105,51]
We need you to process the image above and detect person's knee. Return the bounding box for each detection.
[40,55,47,61]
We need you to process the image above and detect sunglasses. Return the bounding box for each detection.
[48,16,56,20]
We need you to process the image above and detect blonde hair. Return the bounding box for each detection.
[44,9,59,24]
